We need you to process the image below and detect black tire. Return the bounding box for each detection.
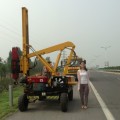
[68,89,73,101]
[18,94,28,112]
[60,93,68,112]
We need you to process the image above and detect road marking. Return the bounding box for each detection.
[117,77,120,80]
[89,81,115,120]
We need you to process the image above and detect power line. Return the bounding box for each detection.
[0,23,43,48]
[0,19,70,54]
[0,36,17,44]
[0,24,21,37]
[0,18,53,49]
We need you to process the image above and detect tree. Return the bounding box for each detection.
[29,58,44,75]
[7,50,12,73]
[0,63,7,79]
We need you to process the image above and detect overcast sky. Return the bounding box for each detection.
[0,0,120,68]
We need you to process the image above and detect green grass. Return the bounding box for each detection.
[0,86,23,120]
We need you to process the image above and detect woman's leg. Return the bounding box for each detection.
[80,84,85,106]
[84,84,89,107]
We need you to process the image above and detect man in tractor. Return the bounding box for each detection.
[42,61,53,79]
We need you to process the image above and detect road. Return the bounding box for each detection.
[6,70,120,120]
[90,70,120,120]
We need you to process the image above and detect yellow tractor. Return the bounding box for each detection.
[61,56,84,81]
[11,7,77,112]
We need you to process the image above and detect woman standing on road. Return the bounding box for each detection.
[77,60,89,109]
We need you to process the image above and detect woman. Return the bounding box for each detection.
[77,60,89,109]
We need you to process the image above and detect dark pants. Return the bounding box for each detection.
[80,84,89,106]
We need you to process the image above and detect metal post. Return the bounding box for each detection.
[101,46,111,67]
[9,84,13,107]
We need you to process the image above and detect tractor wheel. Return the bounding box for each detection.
[68,89,73,101]
[18,94,28,112]
[60,93,68,112]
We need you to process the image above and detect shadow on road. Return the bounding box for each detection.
[24,98,81,113]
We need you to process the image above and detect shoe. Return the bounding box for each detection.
[84,106,88,109]
[81,105,84,109]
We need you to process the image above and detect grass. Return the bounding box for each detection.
[0,86,23,120]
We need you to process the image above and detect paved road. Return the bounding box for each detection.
[6,70,120,120]
[90,70,120,120]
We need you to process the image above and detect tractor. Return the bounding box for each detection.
[11,7,77,112]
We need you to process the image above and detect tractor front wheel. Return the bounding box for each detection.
[18,94,28,112]
[60,93,68,112]
[68,89,73,101]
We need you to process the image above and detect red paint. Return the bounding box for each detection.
[27,76,48,83]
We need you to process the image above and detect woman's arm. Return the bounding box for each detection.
[87,71,90,80]
[77,70,80,91]
[87,71,91,91]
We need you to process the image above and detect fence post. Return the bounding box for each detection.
[9,84,13,107]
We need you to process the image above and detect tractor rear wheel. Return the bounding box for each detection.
[60,93,68,112]
[18,94,28,112]
[68,89,73,101]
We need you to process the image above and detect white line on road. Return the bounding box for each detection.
[117,77,120,80]
[89,81,115,120]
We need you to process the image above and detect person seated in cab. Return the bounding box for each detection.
[42,61,53,78]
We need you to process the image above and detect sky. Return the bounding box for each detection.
[0,0,120,68]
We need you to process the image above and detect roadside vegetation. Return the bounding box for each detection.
[99,66,120,71]
[0,85,23,120]
[0,48,51,119]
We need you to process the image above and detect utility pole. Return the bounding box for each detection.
[101,46,111,67]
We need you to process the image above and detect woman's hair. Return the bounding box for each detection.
[80,60,88,71]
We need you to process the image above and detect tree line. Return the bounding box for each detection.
[99,66,120,70]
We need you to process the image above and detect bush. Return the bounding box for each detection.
[0,78,14,93]
[0,85,4,93]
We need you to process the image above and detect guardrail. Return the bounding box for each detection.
[102,69,120,73]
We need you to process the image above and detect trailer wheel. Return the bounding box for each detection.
[60,93,68,112]
[68,89,73,101]
[18,94,28,112]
